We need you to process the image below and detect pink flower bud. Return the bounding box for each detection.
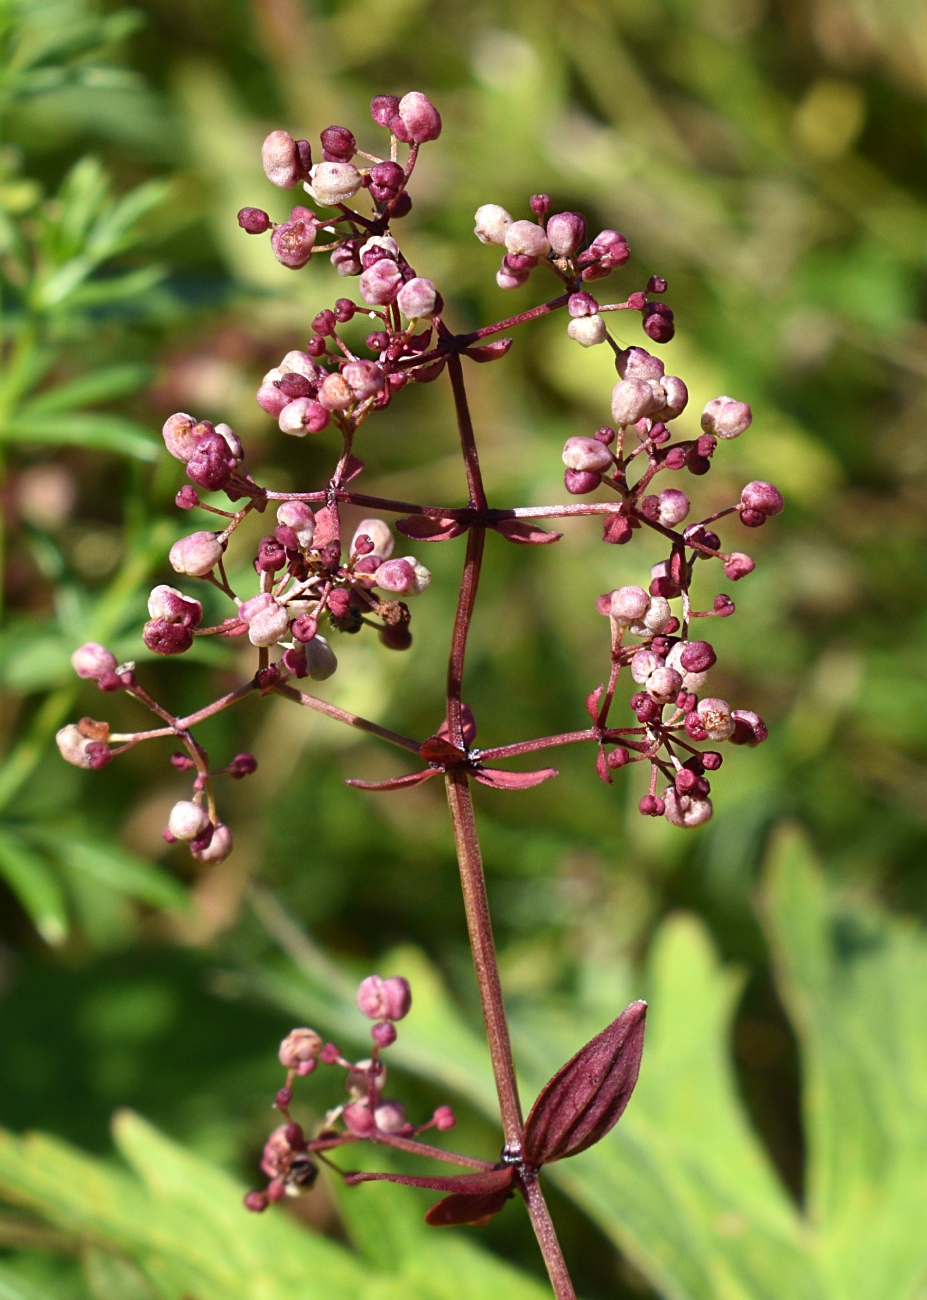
[278,1027,322,1069]
[740,481,784,517]
[344,1101,377,1136]
[376,558,416,594]
[611,378,657,426]
[374,1100,408,1132]
[371,94,400,127]
[397,91,442,141]
[643,301,674,342]
[654,375,688,421]
[729,710,768,746]
[271,219,316,269]
[433,1105,456,1130]
[724,552,755,581]
[359,258,403,306]
[238,207,270,233]
[162,412,204,462]
[546,211,586,256]
[56,724,93,767]
[356,974,412,1021]
[71,641,117,680]
[631,650,663,683]
[680,640,716,672]
[257,370,289,417]
[343,360,385,401]
[277,501,315,547]
[192,822,233,865]
[169,531,224,578]
[307,161,362,206]
[143,620,193,656]
[168,800,210,842]
[496,264,529,289]
[244,1191,268,1213]
[147,584,203,628]
[696,697,735,741]
[565,469,601,494]
[504,220,550,258]
[304,635,337,680]
[279,398,329,434]
[331,240,362,276]
[317,374,353,411]
[561,436,613,473]
[655,488,690,526]
[615,347,664,381]
[663,787,713,827]
[262,130,301,189]
[647,666,683,704]
[396,277,438,319]
[608,585,650,624]
[352,518,394,559]
[246,600,289,648]
[568,291,598,317]
[474,203,512,245]
[701,396,752,439]
[371,1021,397,1048]
[567,315,607,346]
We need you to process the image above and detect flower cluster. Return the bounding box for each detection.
[53,92,782,1291]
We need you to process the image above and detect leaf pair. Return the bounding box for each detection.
[347,1000,646,1227]
[395,515,561,546]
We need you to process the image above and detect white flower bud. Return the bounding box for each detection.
[214,422,242,460]
[277,501,315,548]
[503,220,550,258]
[701,396,752,439]
[306,162,362,206]
[646,666,683,705]
[664,788,713,828]
[247,601,290,647]
[631,650,663,684]
[169,531,224,578]
[305,634,337,680]
[474,204,513,245]
[352,518,394,559]
[317,374,353,411]
[697,697,735,741]
[611,378,657,426]
[192,822,233,864]
[655,376,688,421]
[609,586,650,625]
[56,724,92,767]
[629,596,672,637]
[655,489,690,527]
[567,315,607,347]
[71,642,117,680]
[616,347,664,381]
[168,800,210,842]
[279,351,319,380]
[401,556,432,594]
[359,235,399,262]
[561,436,612,473]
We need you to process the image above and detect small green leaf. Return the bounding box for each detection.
[0,828,68,944]
[24,363,153,414]
[1,413,157,459]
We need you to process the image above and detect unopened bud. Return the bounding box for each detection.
[262,130,301,189]
[567,314,607,346]
[238,207,270,233]
[359,258,403,306]
[278,1027,323,1070]
[306,161,362,206]
[504,220,550,259]
[343,360,385,401]
[663,787,713,827]
[740,481,784,517]
[701,396,752,439]
[607,585,650,624]
[71,641,117,680]
[304,634,337,680]
[376,557,416,594]
[474,203,513,245]
[396,277,438,319]
[56,723,93,767]
[696,697,735,741]
[192,822,232,865]
[277,501,315,547]
[352,518,393,559]
[398,91,442,141]
[611,378,657,426]
[169,531,224,578]
[168,800,210,842]
[357,974,412,1021]
[271,219,316,270]
[546,211,586,256]
[724,552,755,581]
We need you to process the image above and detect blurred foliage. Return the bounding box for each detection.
[2,0,927,1295]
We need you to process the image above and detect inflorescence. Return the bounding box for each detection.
[55,92,780,1261]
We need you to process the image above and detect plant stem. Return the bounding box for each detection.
[522,1175,577,1300]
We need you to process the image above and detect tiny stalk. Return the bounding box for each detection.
[56,90,779,1296]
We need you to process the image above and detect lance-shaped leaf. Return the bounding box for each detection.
[312,505,340,548]
[396,514,469,542]
[461,338,513,363]
[491,519,562,545]
[345,1166,516,1228]
[345,769,440,792]
[419,737,466,765]
[522,1000,647,1166]
[473,767,558,790]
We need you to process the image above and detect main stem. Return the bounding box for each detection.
[444,358,576,1300]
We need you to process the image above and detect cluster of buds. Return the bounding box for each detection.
[244,973,457,1211]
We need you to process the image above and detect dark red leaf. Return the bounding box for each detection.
[473,767,559,790]
[585,685,605,721]
[462,338,513,363]
[345,769,439,791]
[437,703,478,748]
[595,748,612,785]
[344,1167,513,1195]
[492,519,562,545]
[425,1186,515,1227]
[522,1000,647,1166]
[395,515,468,542]
[419,736,465,764]
[313,505,340,549]
[413,358,447,383]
